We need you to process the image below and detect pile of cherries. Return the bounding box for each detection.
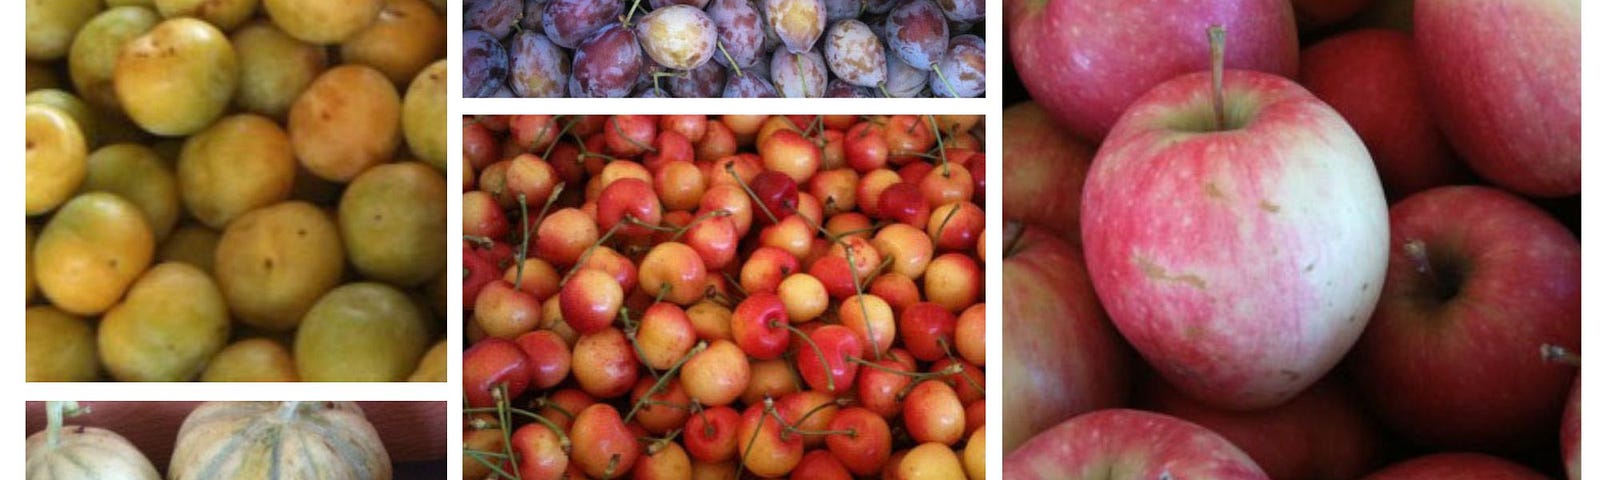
[461,114,986,479]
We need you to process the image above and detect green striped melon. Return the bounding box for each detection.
[169,401,392,480]
[25,402,160,480]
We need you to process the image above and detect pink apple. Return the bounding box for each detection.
[1005,0,1298,142]
[1358,453,1546,480]
[1001,226,1131,453]
[1140,376,1385,480]
[1291,0,1374,30]
[1414,0,1579,197]
[1081,68,1389,411]
[1004,409,1268,479]
[1563,375,1580,480]
[1349,185,1579,453]
[1300,29,1464,201]
[1001,102,1093,244]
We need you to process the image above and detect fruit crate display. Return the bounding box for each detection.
[1001,0,1579,478]
[462,114,987,478]
[24,401,447,480]
[24,0,448,383]
[462,0,985,98]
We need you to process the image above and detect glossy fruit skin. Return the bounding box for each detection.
[684,406,741,462]
[569,404,641,478]
[731,292,792,360]
[569,23,644,98]
[559,268,625,334]
[464,337,532,408]
[826,407,893,475]
[736,404,804,477]
[571,327,640,398]
[1006,0,1297,142]
[795,324,864,393]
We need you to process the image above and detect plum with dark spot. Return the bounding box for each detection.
[463,30,508,97]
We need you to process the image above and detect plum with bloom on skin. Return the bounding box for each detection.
[1081,69,1389,411]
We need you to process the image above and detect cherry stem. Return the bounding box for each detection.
[531,396,575,420]
[725,162,785,226]
[669,209,732,242]
[784,398,846,434]
[850,356,963,380]
[493,384,523,477]
[859,253,895,288]
[619,309,662,380]
[463,450,518,479]
[842,246,883,360]
[612,116,658,154]
[559,219,627,287]
[541,115,577,160]
[1543,344,1582,366]
[652,282,673,305]
[625,341,708,423]
[463,235,495,249]
[775,321,835,392]
[931,202,962,247]
[1209,25,1227,130]
[735,407,770,479]
[514,194,530,291]
[926,115,950,177]
[716,41,744,77]
[939,338,986,396]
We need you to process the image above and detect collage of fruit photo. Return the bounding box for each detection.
[17,0,1587,478]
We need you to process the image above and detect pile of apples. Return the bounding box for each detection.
[460,114,987,479]
[1002,0,1578,479]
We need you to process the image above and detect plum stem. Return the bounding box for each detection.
[1208,25,1227,130]
[716,41,744,77]
[1542,344,1582,366]
[795,53,812,97]
[930,64,962,98]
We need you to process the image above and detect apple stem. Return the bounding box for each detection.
[775,321,835,392]
[1402,239,1433,276]
[1542,344,1582,366]
[625,341,708,424]
[1208,25,1227,130]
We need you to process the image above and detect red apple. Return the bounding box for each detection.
[1001,102,1093,244]
[1081,67,1389,410]
[1349,185,1580,452]
[1139,376,1385,480]
[1359,453,1546,480]
[1005,0,1298,142]
[1004,409,1268,479]
[1001,226,1131,453]
[1300,29,1463,201]
[1414,0,1579,197]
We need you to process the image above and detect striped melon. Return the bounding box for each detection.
[25,401,161,480]
[169,401,392,480]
